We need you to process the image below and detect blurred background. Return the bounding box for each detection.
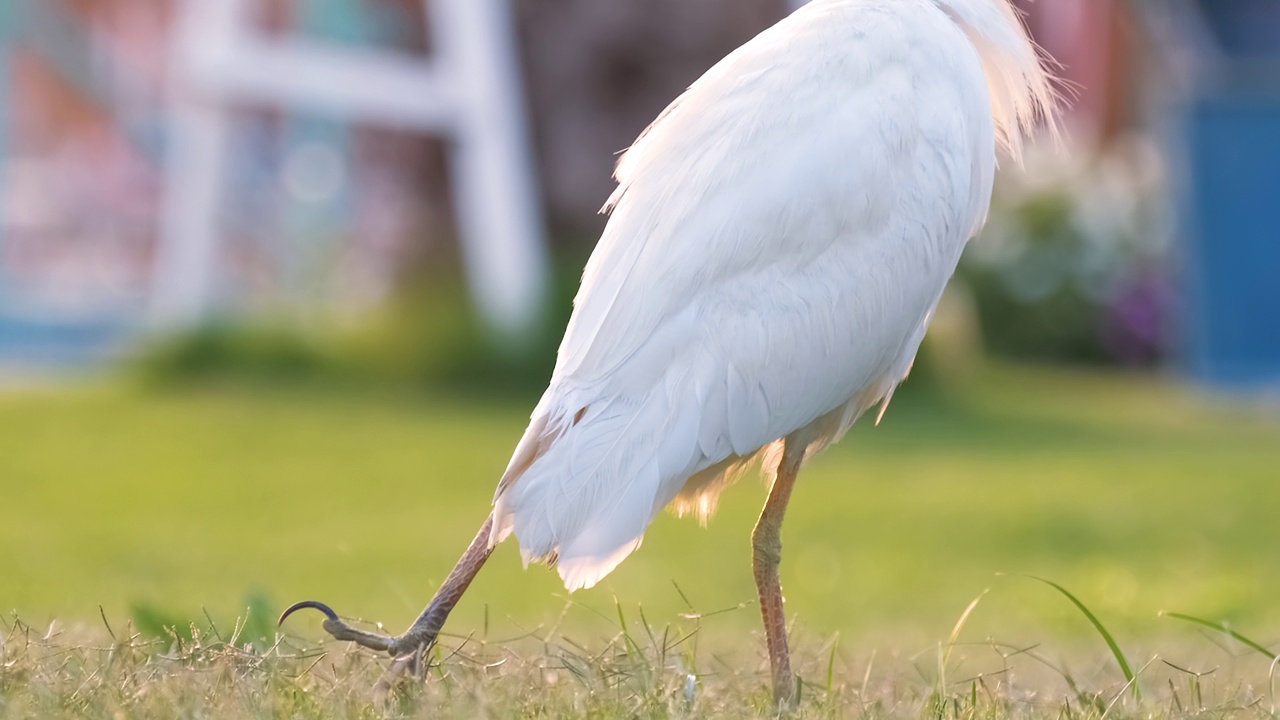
[1,0,1279,665]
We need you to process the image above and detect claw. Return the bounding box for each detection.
[279,600,340,625]
[278,599,399,654]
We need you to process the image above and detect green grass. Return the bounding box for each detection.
[1,363,1279,716]
[2,602,1277,719]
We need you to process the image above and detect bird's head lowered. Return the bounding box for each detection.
[278,0,1063,708]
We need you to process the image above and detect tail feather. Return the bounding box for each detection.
[492,392,695,590]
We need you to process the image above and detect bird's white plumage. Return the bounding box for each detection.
[491,0,1056,590]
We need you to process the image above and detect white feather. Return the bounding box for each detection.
[491,0,1056,590]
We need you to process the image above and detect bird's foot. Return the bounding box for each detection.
[776,673,800,712]
[278,600,437,677]
[278,515,495,692]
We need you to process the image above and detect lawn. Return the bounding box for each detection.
[2,362,1278,713]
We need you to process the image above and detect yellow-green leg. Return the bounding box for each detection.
[752,438,803,708]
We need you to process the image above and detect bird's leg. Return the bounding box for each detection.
[752,438,803,708]
[279,514,495,677]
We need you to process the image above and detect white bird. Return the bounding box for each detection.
[282,0,1057,706]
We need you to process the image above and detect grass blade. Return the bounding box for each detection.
[1162,612,1277,660]
[1027,576,1140,700]
[825,634,839,695]
[943,590,987,669]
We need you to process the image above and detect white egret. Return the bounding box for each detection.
[282,0,1057,705]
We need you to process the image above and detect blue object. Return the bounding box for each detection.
[0,313,129,367]
[1195,0,1280,59]
[1182,93,1280,388]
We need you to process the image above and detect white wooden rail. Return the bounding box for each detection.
[151,0,549,344]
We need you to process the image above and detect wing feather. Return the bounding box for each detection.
[491,0,1049,588]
